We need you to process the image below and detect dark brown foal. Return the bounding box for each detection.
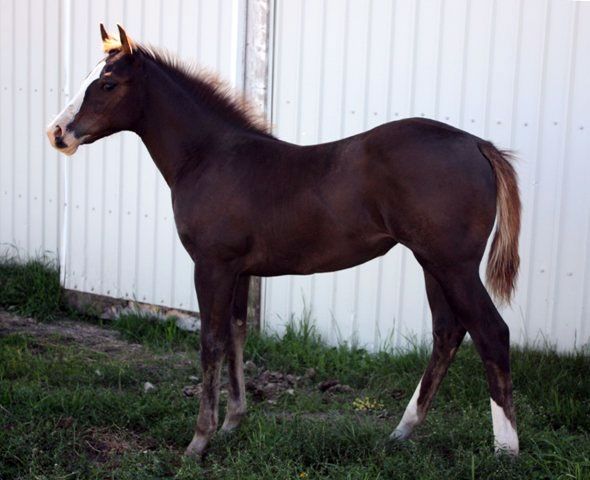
[46,24,521,458]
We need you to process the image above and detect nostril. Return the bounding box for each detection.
[53,125,63,139]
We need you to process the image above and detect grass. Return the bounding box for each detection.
[0,255,63,321]
[1,259,589,479]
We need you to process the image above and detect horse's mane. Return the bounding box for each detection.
[106,41,271,136]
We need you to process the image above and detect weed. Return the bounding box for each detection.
[0,255,62,320]
[110,313,200,352]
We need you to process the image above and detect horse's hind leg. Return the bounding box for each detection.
[221,275,249,432]
[391,270,466,440]
[429,263,519,455]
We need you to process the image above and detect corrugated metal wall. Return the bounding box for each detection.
[0,0,63,260]
[0,0,244,314]
[61,0,243,312]
[263,0,590,351]
[1,1,589,352]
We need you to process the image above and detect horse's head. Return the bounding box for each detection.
[47,24,143,155]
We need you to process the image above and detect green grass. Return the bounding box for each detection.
[0,255,63,321]
[1,318,589,479]
[1,259,589,479]
[111,313,200,352]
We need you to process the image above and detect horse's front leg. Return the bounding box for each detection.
[221,275,250,432]
[185,262,236,458]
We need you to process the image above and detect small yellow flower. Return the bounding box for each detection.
[298,472,309,479]
[352,396,384,412]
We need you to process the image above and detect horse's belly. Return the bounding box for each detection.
[249,234,396,277]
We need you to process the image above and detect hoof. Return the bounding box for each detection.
[494,444,519,458]
[221,414,245,433]
[184,436,209,459]
[389,427,412,442]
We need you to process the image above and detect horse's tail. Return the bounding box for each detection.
[478,142,521,305]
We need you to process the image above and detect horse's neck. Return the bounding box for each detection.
[136,62,229,187]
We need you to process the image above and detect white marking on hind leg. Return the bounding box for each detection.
[490,398,519,456]
[390,378,422,441]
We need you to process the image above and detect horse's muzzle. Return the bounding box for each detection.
[46,121,80,156]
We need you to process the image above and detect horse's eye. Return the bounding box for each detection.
[102,82,116,91]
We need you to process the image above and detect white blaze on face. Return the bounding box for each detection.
[46,60,106,155]
[490,398,519,455]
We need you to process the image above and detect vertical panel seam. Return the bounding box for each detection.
[116,0,129,298]
[59,0,72,286]
[548,2,579,339]
[482,0,497,138]
[523,0,551,332]
[433,0,445,120]
[26,0,31,252]
[509,0,525,149]
[41,0,47,250]
[458,0,471,128]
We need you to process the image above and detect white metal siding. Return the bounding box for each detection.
[264,0,590,351]
[0,0,63,260]
[61,0,243,312]
[0,0,243,314]
[1,1,588,353]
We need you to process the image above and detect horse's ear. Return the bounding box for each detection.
[117,24,134,55]
[100,23,111,42]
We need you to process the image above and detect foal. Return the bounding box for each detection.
[47,25,521,457]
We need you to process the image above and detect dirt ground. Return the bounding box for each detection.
[0,310,141,356]
[0,311,355,404]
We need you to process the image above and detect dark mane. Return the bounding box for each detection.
[136,45,271,137]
